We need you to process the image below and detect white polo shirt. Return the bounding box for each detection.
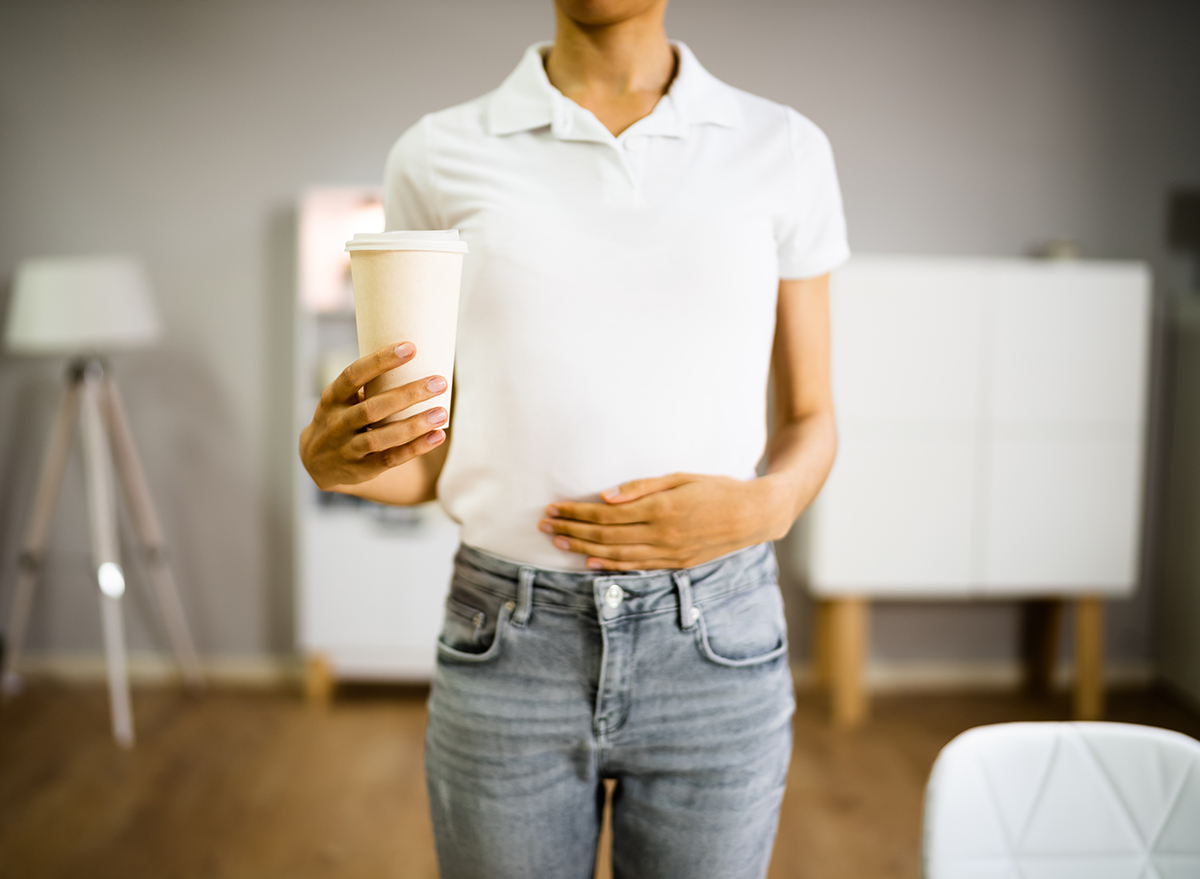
[384,42,849,570]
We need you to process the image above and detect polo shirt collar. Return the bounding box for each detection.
[668,42,742,129]
[485,40,742,139]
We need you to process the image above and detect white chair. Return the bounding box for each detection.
[923,722,1200,879]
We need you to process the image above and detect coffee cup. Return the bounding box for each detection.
[345,230,468,424]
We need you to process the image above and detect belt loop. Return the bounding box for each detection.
[673,569,696,631]
[512,566,536,627]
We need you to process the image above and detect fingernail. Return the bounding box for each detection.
[538,521,553,534]
[395,342,415,359]
[586,558,603,569]
[426,430,444,445]
[545,505,560,517]
[554,537,569,550]
[427,376,447,393]
[427,407,447,426]
[601,487,620,500]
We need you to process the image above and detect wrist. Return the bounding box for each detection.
[752,474,798,542]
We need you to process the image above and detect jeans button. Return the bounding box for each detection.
[604,583,625,608]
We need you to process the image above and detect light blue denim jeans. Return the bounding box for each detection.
[424,542,795,879]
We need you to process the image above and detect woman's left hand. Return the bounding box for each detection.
[538,473,787,571]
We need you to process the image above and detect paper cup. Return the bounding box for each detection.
[346,230,467,423]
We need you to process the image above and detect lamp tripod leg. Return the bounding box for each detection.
[101,375,204,689]
[2,376,81,698]
[80,364,135,748]
[99,592,134,747]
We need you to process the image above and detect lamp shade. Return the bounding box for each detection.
[4,255,161,354]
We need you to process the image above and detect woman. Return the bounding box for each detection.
[300,0,847,876]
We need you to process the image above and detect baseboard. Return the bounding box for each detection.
[790,659,1156,693]
[14,652,303,689]
[12,653,1156,694]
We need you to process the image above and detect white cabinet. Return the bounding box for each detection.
[807,256,1152,727]
[818,428,978,591]
[293,189,458,692]
[296,493,459,682]
[810,256,1152,599]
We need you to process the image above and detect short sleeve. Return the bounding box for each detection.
[776,109,850,279]
[383,115,442,231]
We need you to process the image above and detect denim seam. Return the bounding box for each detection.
[511,566,535,627]
[435,605,512,663]
[674,569,696,631]
[692,573,779,606]
[449,571,776,613]
[593,626,612,743]
[692,612,788,668]
[449,567,522,595]
[606,618,637,737]
[457,541,771,577]
[584,576,779,622]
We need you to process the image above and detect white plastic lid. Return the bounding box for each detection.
[345,230,469,253]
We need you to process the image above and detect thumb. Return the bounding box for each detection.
[601,473,691,504]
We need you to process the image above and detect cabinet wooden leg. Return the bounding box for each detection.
[305,652,334,707]
[1073,596,1104,720]
[812,599,833,691]
[829,598,868,728]
[1020,598,1063,696]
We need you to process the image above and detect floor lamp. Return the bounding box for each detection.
[1,255,203,748]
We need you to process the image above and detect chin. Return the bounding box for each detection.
[554,0,666,27]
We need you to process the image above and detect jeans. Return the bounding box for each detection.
[424,542,795,879]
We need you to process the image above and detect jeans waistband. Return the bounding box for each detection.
[453,542,778,623]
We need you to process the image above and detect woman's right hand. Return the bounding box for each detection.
[299,341,449,491]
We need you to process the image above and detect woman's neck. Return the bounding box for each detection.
[544,2,676,137]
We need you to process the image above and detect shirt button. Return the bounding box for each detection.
[604,583,625,608]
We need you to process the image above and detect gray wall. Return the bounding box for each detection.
[1,0,1197,671]
[1160,298,1200,704]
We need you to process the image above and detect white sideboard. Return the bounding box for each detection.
[807,256,1152,724]
[293,188,459,699]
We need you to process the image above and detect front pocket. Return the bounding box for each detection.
[444,595,487,645]
[436,601,511,664]
[692,580,788,668]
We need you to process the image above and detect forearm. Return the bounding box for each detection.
[540,412,837,570]
[756,272,838,540]
[758,409,838,539]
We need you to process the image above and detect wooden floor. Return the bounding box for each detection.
[1,684,1198,879]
